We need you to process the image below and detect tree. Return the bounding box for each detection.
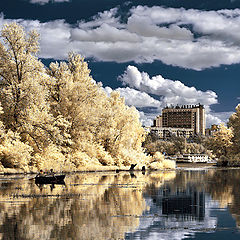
[169,135,186,154]
[228,104,240,155]
[142,131,159,147]
[205,123,233,158]
[47,54,100,142]
[0,22,41,129]
[0,22,64,151]
[47,55,147,167]
[0,103,4,137]
[0,23,173,171]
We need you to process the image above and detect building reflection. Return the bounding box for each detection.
[126,182,217,240]
[160,186,205,221]
[148,184,207,223]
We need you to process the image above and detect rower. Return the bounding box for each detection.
[36,169,44,177]
[49,169,55,176]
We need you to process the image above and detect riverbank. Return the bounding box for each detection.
[0,160,176,175]
[1,161,221,174]
[176,162,216,169]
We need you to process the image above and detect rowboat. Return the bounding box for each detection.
[35,174,65,184]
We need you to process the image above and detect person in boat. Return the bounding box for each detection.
[49,169,57,180]
[36,169,44,177]
[49,169,55,176]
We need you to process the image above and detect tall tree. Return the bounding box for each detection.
[0,23,164,171]
[0,22,64,151]
[205,123,233,158]
[47,54,147,166]
[228,104,240,155]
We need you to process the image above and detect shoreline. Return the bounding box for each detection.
[2,162,237,175]
[176,162,216,168]
[0,167,175,175]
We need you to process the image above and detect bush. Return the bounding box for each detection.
[0,131,33,171]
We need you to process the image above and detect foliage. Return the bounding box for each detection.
[0,130,33,170]
[47,53,148,169]
[0,23,171,172]
[0,22,64,152]
[204,123,233,158]
[142,131,159,146]
[228,104,240,155]
[204,105,240,163]
[169,136,186,154]
[143,137,207,156]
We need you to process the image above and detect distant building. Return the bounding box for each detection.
[151,127,194,139]
[205,124,218,136]
[153,115,163,127]
[152,104,206,138]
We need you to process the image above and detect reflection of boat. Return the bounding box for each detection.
[35,175,65,184]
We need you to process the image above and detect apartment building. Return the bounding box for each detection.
[152,104,206,137]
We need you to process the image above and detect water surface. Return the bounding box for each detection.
[0,168,240,239]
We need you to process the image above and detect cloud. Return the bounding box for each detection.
[116,65,232,127]
[71,23,140,43]
[104,85,163,127]
[206,110,233,127]
[29,0,70,4]
[72,6,240,69]
[119,65,218,107]
[77,8,123,30]
[127,10,194,41]
[104,86,161,108]
[0,8,234,127]
[138,111,156,127]
[2,6,240,69]
[125,6,240,69]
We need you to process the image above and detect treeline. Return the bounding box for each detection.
[143,134,213,158]
[0,23,175,172]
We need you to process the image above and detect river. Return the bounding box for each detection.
[0,167,240,239]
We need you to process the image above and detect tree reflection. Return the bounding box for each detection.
[3,169,240,239]
[206,169,240,227]
[0,171,175,239]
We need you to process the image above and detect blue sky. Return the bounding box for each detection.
[0,0,240,127]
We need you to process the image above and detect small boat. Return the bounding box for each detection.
[35,174,65,184]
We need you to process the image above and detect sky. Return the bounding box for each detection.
[0,0,240,127]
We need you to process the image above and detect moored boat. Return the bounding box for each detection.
[35,174,65,184]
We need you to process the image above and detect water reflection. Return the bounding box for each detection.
[207,169,240,228]
[161,186,205,220]
[130,182,216,239]
[0,169,240,239]
[0,171,175,239]
[127,169,240,240]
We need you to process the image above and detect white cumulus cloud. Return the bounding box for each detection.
[2,6,240,69]
[0,7,234,127]
[119,65,218,107]
[104,86,161,108]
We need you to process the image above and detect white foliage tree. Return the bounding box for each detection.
[47,54,149,167]
[228,104,240,154]
[0,23,175,171]
[0,23,70,152]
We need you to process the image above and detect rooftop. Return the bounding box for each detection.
[164,104,204,110]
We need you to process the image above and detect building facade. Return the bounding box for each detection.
[152,104,206,138]
[151,127,194,139]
